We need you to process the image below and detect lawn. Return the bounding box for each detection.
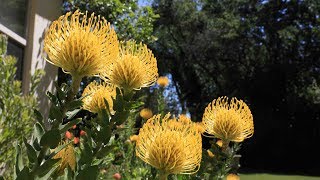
[240,174,320,180]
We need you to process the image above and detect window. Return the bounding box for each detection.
[0,0,28,80]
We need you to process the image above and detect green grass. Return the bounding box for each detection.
[240,173,320,180]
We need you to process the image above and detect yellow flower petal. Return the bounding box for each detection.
[82,81,116,114]
[101,40,158,90]
[157,76,169,87]
[202,97,254,142]
[44,10,119,78]
[136,113,202,175]
[140,108,153,120]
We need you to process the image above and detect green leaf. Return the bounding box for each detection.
[55,81,67,101]
[66,99,83,111]
[33,139,41,151]
[129,100,144,109]
[40,129,61,149]
[113,88,124,111]
[59,118,81,133]
[76,166,98,180]
[34,122,45,140]
[96,145,115,159]
[35,158,60,178]
[46,91,59,106]
[15,144,23,175]
[49,105,63,122]
[64,166,74,180]
[113,110,130,125]
[23,138,37,164]
[34,109,45,127]
[78,140,93,166]
[96,126,111,144]
[66,109,81,120]
[16,167,31,180]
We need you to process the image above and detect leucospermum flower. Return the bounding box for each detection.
[101,40,158,91]
[44,10,119,78]
[226,173,240,180]
[82,81,116,114]
[140,108,153,120]
[136,114,202,177]
[157,76,169,87]
[202,97,254,143]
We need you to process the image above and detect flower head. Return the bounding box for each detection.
[44,10,119,78]
[53,144,76,175]
[136,114,202,175]
[140,108,153,120]
[226,173,240,180]
[157,76,169,87]
[101,40,158,91]
[82,81,116,114]
[202,97,254,142]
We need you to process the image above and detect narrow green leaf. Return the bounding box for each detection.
[76,166,98,180]
[66,99,83,111]
[59,118,81,133]
[34,109,45,127]
[15,144,23,175]
[40,129,61,149]
[96,145,115,159]
[113,110,130,125]
[34,122,45,140]
[46,91,59,105]
[23,138,37,164]
[64,166,74,180]
[16,167,31,180]
[66,108,81,120]
[33,139,41,151]
[49,105,63,122]
[35,158,60,178]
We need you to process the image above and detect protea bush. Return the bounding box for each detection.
[12,10,254,180]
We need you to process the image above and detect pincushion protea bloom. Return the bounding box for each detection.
[202,97,254,143]
[136,114,202,178]
[157,76,169,87]
[44,10,119,78]
[226,173,240,180]
[82,81,116,114]
[139,108,153,120]
[101,40,158,91]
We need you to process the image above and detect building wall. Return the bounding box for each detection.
[23,0,62,118]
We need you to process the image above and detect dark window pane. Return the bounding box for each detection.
[7,38,24,80]
[0,0,28,38]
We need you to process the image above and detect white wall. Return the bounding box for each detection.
[23,0,62,118]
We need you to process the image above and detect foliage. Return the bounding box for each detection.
[0,34,44,178]
[151,0,320,174]
[63,0,159,44]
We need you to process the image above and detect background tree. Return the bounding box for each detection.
[151,0,320,175]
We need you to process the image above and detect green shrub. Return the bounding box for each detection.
[0,34,43,179]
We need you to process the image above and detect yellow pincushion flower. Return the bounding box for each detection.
[53,144,76,175]
[140,108,153,120]
[202,97,254,143]
[44,10,119,78]
[136,114,202,177]
[101,40,158,91]
[226,173,240,180]
[157,76,169,87]
[82,81,116,114]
